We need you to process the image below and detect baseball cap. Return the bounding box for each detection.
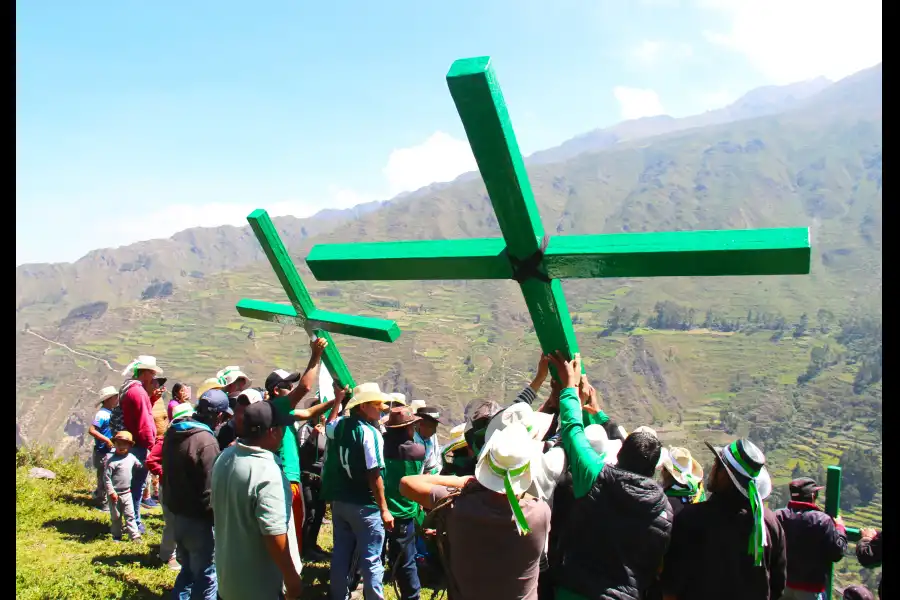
[789,477,825,498]
[264,369,301,394]
[236,388,265,406]
[198,389,233,416]
[242,401,295,436]
[416,406,447,425]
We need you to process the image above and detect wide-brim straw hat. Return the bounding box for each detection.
[196,377,225,399]
[113,431,135,445]
[485,403,554,447]
[345,382,391,411]
[661,446,704,485]
[409,400,427,413]
[122,355,164,376]
[585,424,622,465]
[97,386,119,405]
[171,402,195,421]
[442,423,468,457]
[475,423,539,497]
[387,392,407,406]
[216,366,251,387]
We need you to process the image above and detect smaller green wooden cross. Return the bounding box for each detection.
[235,209,401,389]
[305,56,811,367]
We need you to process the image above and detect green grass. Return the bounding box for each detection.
[15,447,444,600]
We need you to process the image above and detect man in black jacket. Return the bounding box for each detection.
[161,402,222,600]
[775,477,848,599]
[856,528,882,599]
[660,438,787,600]
[547,352,672,600]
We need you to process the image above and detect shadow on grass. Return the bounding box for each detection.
[60,491,102,510]
[94,565,166,600]
[43,517,110,543]
[92,552,161,570]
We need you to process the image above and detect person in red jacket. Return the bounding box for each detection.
[118,355,165,535]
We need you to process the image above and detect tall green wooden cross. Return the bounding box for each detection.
[235,209,401,390]
[305,56,811,364]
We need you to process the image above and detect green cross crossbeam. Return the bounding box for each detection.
[305,56,811,366]
[235,209,401,390]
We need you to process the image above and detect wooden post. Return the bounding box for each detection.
[824,465,842,600]
[234,209,402,391]
[304,56,812,380]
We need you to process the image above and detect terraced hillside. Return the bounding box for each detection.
[16,64,881,539]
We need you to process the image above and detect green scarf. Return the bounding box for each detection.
[486,452,532,536]
[724,441,767,567]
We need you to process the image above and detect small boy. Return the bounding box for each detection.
[89,387,119,511]
[104,431,144,542]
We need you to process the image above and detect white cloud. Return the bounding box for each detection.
[613,87,667,120]
[383,131,476,196]
[631,40,694,67]
[700,0,882,83]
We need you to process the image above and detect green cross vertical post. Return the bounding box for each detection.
[823,465,863,600]
[235,209,401,390]
[305,56,811,371]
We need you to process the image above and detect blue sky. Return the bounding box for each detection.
[16,0,881,265]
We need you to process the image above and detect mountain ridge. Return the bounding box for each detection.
[16,66,879,332]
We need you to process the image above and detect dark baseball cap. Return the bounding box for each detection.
[242,401,295,436]
[789,477,824,498]
[841,585,875,600]
[198,389,233,416]
[264,369,302,394]
[416,407,447,425]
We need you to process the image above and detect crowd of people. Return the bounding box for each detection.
[86,343,882,600]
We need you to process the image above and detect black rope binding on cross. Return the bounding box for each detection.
[509,234,552,283]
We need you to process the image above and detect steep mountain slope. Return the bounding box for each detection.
[15,202,387,330]
[16,65,881,524]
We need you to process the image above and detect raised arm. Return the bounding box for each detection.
[286,338,328,409]
[548,352,606,499]
[293,399,337,421]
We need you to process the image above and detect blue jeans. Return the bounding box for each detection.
[171,514,217,600]
[386,517,421,600]
[330,501,385,600]
[130,445,149,531]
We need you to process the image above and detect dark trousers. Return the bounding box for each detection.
[301,472,326,553]
[386,517,421,600]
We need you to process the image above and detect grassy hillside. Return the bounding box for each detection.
[15,447,444,599]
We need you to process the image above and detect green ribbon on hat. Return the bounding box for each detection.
[486,452,532,536]
[726,441,766,567]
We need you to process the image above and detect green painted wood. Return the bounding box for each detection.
[235,299,400,343]
[307,227,810,281]
[446,56,579,363]
[544,228,811,278]
[246,209,316,315]
[824,465,842,600]
[307,238,512,281]
[304,56,811,379]
[234,209,402,390]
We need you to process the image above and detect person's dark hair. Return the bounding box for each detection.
[617,432,662,478]
[171,383,184,400]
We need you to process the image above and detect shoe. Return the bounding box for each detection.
[137,522,146,535]
[141,498,159,509]
[132,536,143,543]
[165,557,181,571]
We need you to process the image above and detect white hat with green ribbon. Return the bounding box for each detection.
[474,422,542,536]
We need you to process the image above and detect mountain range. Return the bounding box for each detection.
[16,63,881,526]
